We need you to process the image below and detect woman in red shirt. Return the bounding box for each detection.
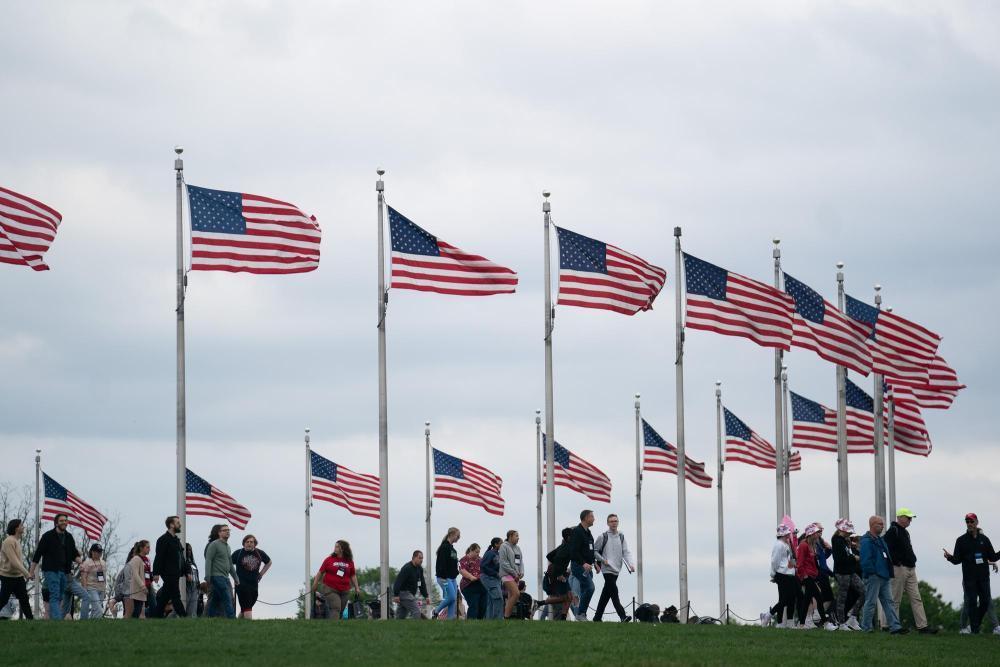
[311,540,361,620]
[796,523,834,629]
[459,543,486,620]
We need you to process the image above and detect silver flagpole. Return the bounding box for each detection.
[872,286,887,518]
[174,146,187,546]
[674,226,689,621]
[425,421,433,597]
[887,392,897,519]
[772,239,785,522]
[535,410,543,600]
[34,449,41,615]
[715,381,726,621]
[304,428,312,619]
[835,262,850,519]
[376,168,390,613]
[634,393,644,604]
[543,192,556,552]
[781,366,792,515]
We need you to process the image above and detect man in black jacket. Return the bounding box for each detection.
[944,513,999,634]
[152,516,190,617]
[884,508,935,633]
[393,550,429,619]
[27,514,80,621]
[568,509,596,620]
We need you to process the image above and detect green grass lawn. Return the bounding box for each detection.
[4,619,996,666]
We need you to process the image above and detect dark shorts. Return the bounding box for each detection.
[544,576,569,596]
[236,585,258,612]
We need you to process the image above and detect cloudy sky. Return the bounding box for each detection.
[3,1,999,619]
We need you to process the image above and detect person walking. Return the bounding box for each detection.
[311,539,359,621]
[479,537,503,620]
[123,540,150,619]
[944,512,999,635]
[539,527,577,620]
[459,543,486,620]
[152,516,189,618]
[183,543,201,617]
[433,527,461,620]
[78,544,107,620]
[393,550,430,620]
[860,515,905,634]
[0,520,34,620]
[592,514,634,623]
[831,519,863,631]
[768,524,797,629]
[231,534,272,620]
[499,530,524,619]
[27,514,81,620]
[795,523,835,630]
[568,510,597,621]
[204,525,239,618]
[813,525,837,624]
[883,507,936,634]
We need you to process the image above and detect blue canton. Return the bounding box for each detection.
[845,295,878,339]
[311,451,339,483]
[43,473,68,501]
[683,253,728,300]
[845,378,874,413]
[783,273,825,324]
[541,435,572,468]
[185,469,212,495]
[433,448,465,479]
[187,185,246,234]
[387,207,440,256]
[556,227,606,274]
[642,419,673,451]
[790,392,826,424]
[723,408,752,440]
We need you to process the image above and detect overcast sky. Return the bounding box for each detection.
[3,1,999,619]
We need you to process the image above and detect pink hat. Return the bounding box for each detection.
[803,523,821,537]
[776,525,792,538]
[835,518,854,533]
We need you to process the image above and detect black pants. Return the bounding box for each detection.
[155,577,187,617]
[773,573,797,622]
[964,577,991,634]
[594,573,627,620]
[817,576,836,623]
[798,577,828,625]
[0,576,33,620]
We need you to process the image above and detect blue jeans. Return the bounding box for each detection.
[861,575,900,631]
[43,571,68,620]
[434,577,457,619]
[207,576,235,618]
[570,563,595,619]
[61,578,88,619]
[480,574,503,620]
[80,589,104,620]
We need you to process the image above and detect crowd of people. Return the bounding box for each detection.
[765,509,999,634]
[1,506,995,631]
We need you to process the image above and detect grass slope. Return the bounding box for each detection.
[5,619,996,666]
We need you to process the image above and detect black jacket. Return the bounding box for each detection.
[831,534,860,575]
[31,528,79,573]
[884,522,917,568]
[152,531,190,578]
[568,524,595,566]
[435,540,458,579]
[393,561,428,597]
[546,542,572,579]
[948,531,998,582]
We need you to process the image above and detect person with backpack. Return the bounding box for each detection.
[311,539,360,621]
[592,513,634,623]
[884,508,936,634]
[231,534,271,619]
[123,540,150,619]
[567,510,597,620]
[479,538,503,620]
[0,519,34,620]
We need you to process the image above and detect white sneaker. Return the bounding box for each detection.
[846,616,862,631]
[760,611,772,627]
[811,610,821,623]
[837,623,852,631]
[959,626,972,635]
[992,626,1000,636]
[824,622,838,631]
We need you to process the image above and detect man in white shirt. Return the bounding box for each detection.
[592,514,635,622]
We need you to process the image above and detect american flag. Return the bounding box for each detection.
[845,295,941,383]
[542,436,612,503]
[185,469,251,529]
[684,253,795,350]
[388,206,517,296]
[843,377,878,446]
[42,473,107,541]
[783,273,872,375]
[186,184,320,274]
[789,390,873,454]
[555,227,666,315]
[886,388,932,457]
[433,448,504,516]
[641,419,713,488]
[842,378,932,456]
[723,408,802,471]
[311,451,380,519]
[0,186,62,271]
[887,355,964,409]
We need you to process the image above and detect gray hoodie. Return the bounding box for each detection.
[498,541,523,579]
[594,530,634,575]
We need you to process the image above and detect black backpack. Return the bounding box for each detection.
[635,603,661,623]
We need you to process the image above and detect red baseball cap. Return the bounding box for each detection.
[965,513,978,522]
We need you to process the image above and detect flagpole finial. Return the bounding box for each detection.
[377,168,385,176]
[542,191,551,213]
[715,381,721,397]
[635,393,641,409]
[174,146,184,155]
[674,226,682,238]
[535,410,541,424]
[836,261,844,270]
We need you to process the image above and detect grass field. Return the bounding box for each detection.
[4,619,998,666]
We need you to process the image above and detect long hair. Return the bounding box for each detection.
[442,527,460,543]
[335,540,353,561]
[465,543,480,555]
[489,537,502,550]
[5,519,21,536]
[208,524,224,544]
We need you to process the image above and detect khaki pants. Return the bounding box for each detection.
[890,565,927,629]
[318,583,349,620]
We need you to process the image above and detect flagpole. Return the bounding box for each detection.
[772,239,785,523]
[376,168,390,613]
[304,428,312,619]
[174,145,187,546]
[781,365,792,515]
[887,393,897,520]
[674,226,689,622]
[715,381,725,621]
[543,191,556,552]
[835,261,850,519]
[425,421,433,598]
[535,410,543,600]
[872,285,887,519]
[634,393,644,604]
[34,448,41,615]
